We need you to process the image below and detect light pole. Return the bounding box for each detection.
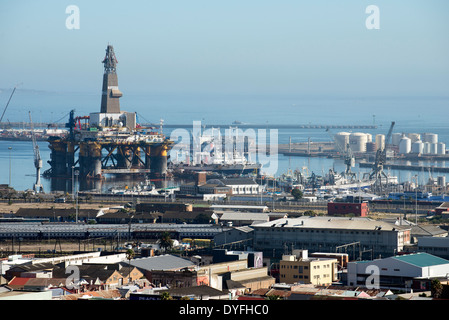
[8,147,12,187]
[413,174,418,225]
[75,169,79,224]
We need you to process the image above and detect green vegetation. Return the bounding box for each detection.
[291,188,303,200]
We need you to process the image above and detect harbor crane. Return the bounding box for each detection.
[365,121,395,193]
[0,83,21,125]
[326,127,356,180]
[29,111,44,193]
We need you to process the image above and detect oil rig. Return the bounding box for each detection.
[44,45,173,179]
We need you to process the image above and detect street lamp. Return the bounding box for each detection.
[75,169,79,224]
[413,174,418,225]
[8,147,12,187]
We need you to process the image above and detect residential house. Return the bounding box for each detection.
[5,262,56,281]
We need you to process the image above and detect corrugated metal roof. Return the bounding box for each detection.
[8,277,31,286]
[252,216,409,231]
[392,252,449,267]
[129,254,195,271]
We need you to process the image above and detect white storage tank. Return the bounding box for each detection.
[422,133,438,144]
[349,132,368,152]
[407,133,421,143]
[411,140,424,154]
[437,142,446,155]
[423,142,431,154]
[375,134,385,151]
[399,137,411,154]
[392,133,403,146]
[430,143,438,154]
[334,132,351,151]
[365,133,373,143]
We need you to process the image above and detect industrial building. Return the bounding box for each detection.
[45,45,173,179]
[0,222,228,241]
[417,237,449,260]
[347,252,449,291]
[249,216,411,259]
[327,201,370,217]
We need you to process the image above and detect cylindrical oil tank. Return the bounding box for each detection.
[423,142,431,154]
[437,142,446,155]
[399,137,411,154]
[365,133,373,143]
[422,133,438,144]
[334,132,350,151]
[349,132,368,152]
[430,143,438,154]
[407,133,421,143]
[375,134,385,151]
[392,133,403,146]
[411,141,424,154]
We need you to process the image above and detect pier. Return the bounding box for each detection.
[359,161,449,173]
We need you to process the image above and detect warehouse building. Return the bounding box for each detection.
[250,216,411,259]
[347,252,449,292]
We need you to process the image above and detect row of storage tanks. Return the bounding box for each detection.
[393,132,446,155]
[334,132,446,155]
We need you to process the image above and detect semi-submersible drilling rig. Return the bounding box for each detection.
[44,45,174,180]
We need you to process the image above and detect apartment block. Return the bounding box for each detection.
[279,250,338,286]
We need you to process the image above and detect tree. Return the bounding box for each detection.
[431,279,443,299]
[159,232,173,252]
[160,292,172,300]
[291,188,303,200]
[126,248,135,284]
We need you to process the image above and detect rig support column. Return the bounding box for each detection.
[79,142,102,178]
[144,145,151,170]
[66,141,75,175]
[150,144,168,176]
[48,139,68,176]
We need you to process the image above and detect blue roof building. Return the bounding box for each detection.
[347,252,449,292]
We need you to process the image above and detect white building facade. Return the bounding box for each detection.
[251,216,411,259]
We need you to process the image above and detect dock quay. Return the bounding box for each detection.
[359,161,449,173]
[149,123,378,130]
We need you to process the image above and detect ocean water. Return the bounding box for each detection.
[0,90,448,192]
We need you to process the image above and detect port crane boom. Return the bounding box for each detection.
[367,121,395,193]
[29,111,44,193]
[0,84,21,124]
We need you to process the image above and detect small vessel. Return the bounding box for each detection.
[109,178,160,195]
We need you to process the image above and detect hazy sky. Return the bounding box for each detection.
[1,0,449,97]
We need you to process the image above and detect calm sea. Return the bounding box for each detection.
[1,90,448,192]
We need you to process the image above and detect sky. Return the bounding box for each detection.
[1,0,448,98]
